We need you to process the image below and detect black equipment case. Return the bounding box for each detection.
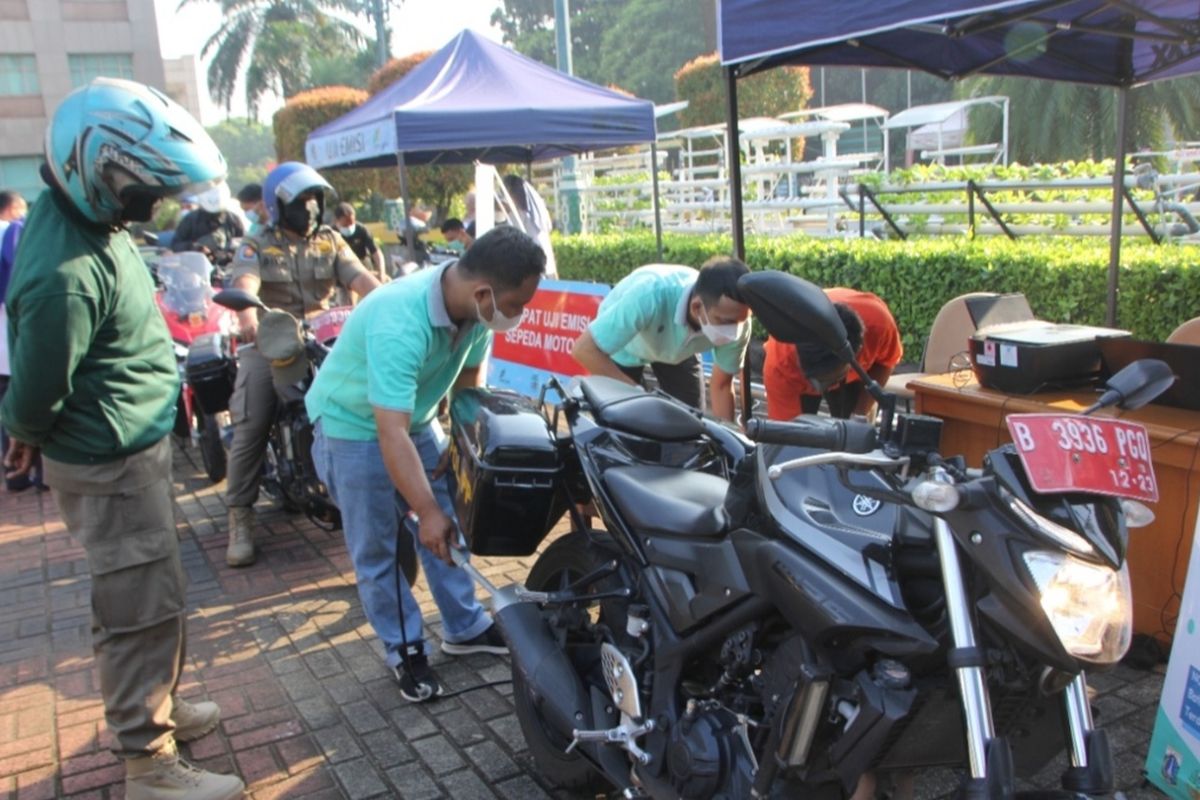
[448,388,566,556]
[185,333,237,414]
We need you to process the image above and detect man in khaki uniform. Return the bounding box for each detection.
[224,162,379,566]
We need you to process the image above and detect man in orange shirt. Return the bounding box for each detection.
[764,287,903,420]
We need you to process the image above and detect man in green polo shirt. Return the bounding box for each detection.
[306,226,545,703]
[570,257,752,421]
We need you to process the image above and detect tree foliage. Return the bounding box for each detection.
[364,54,472,221]
[957,74,1200,163]
[180,0,369,114]
[594,0,706,104]
[206,118,275,190]
[366,51,435,95]
[493,0,714,104]
[674,53,811,128]
[272,86,378,201]
[309,46,379,91]
[491,0,619,84]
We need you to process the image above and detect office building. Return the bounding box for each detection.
[0,0,167,199]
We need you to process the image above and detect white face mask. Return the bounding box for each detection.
[338,224,355,237]
[475,286,523,333]
[197,182,229,214]
[699,305,739,346]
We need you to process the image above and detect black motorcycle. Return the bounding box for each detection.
[205,289,418,583]
[445,271,1172,799]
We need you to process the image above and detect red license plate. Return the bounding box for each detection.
[1005,413,1158,502]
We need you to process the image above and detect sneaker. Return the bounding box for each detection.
[441,623,509,656]
[125,739,244,800]
[392,643,443,703]
[171,696,220,743]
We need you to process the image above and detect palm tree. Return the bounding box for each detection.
[178,0,370,114]
[957,75,1200,163]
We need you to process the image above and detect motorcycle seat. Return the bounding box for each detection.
[605,464,730,538]
[577,376,704,442]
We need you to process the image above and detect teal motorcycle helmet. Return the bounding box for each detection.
[44,77,226,225]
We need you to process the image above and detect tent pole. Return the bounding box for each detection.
[651,140,663,260]
[725,69,745,261]
[1106,87,1129,328]
[397,152,416,264]
[725,66,751,424]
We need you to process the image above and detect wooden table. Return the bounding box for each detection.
[910,373,1200,641]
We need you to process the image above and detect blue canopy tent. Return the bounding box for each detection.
[718,0,1200,337]
[306,29,656,254]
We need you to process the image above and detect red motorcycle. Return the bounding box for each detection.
[155,252,238,483]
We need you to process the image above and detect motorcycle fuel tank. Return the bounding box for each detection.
[756,443,911,609]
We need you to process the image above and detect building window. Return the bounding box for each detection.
[68,53,134,87]
[0,156,44,201]
[0,55,39,96]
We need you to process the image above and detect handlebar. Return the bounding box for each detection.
[746,416,878,455]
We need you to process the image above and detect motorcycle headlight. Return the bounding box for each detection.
[1022,550,1131,664]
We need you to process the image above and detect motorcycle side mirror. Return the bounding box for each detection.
[738,271,850,356]
[1087,358,1176,414]
[737,271,893,418]
[212,288,268,313]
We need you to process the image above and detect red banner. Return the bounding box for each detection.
[490,285,606,376]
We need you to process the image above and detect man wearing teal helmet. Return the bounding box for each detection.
[0,78,244,800]
[222,161,379,567]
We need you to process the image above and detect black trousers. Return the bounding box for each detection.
[800,382,863,419]
[618,355,703,410]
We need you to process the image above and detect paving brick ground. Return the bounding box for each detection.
[0,440,1169,799]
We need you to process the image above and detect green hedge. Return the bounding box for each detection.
[553,232,1200,358]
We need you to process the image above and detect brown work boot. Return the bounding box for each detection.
[171,696,220,742]
[125,739,244,800]
[225,507,255,567]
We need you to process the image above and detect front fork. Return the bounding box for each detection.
[932,483,1114,798]
[932,514,1011,799]
[1062,672,1115,794]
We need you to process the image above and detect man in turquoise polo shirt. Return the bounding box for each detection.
[571,257,752,421]
[306,226,545,703]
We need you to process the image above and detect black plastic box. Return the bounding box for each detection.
[186,333,236,414]
[448,388,566,556]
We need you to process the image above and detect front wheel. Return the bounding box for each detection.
[198,413,227,484]
[260,435,300,512]
[511,531,621,793]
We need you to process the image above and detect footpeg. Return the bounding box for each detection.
[566,718,656,765]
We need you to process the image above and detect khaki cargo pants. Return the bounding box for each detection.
[225,345,277,509]
[43,436,186,758]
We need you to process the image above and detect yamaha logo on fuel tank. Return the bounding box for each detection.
[852,494,882,517]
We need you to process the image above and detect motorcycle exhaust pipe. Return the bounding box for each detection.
[453,550,593,740]
[494,602,594,738]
